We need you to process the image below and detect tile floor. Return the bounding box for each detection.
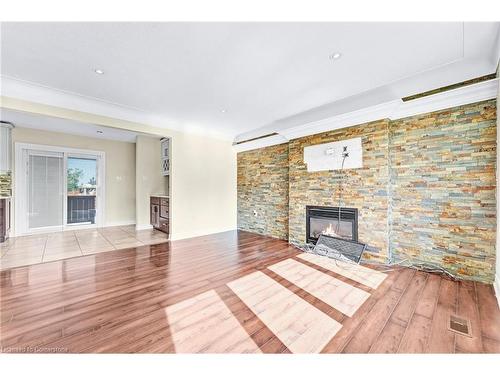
[0,225,169,270]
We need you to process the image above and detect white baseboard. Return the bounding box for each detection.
[135,224,153,231]
[104,220,136,227]
[494,275,500,309]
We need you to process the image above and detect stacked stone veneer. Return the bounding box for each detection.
[237,143,289,240]
[0,172,12,197]
[289,119,390,261]
[237,99,497,282]
[390,100,497,281]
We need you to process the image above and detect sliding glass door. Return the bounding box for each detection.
[27,151,64,231]
[16,143,105,236]
[66,156,98,225]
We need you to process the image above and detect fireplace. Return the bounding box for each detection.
[306,205,358,244]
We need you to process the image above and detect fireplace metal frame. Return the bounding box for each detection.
[305,205,358,244]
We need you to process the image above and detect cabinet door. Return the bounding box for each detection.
[161,139,170,176]
[161,158,170,176]
[159,217,169,234]
[160,204,169,219]
[161,139,169,159]
[0,200,5,239]
[150,204,159,226]
[6,199,10,233]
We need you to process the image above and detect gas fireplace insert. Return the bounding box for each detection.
[306,205,358,244]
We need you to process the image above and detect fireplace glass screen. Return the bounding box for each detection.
[309,216,353,241]
[306,206,358,244]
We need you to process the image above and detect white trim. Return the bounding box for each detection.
[1,75,231,141]
[232,134,289,153]
[233,79,499,152]
[14,142,106,236]
[281,100,399,141]
[106,220,136,227]
[15,143,105,161]
[390,78,499,120]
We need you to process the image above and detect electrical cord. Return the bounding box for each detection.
[296,241,458,279]
[335,151,348,235]
[298,146,459,281]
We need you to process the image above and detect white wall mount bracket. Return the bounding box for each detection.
[303,137,363,172]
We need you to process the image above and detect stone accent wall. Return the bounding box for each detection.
[390,100,497,282]
[288,120,390,261]
[0,172,12,197]
[236,99,497,282]
[237,143,289,240]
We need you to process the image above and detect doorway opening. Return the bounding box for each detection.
[15,143,105,235]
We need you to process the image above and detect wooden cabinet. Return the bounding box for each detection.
[150,196,169,235]
[151,203,159,227]
[161,138,170,176]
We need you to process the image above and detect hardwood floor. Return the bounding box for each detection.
[0,230,499,353]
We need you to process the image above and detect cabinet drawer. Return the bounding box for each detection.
[160,204,169,219]
[150,196,160,205]
[159,218,169,233]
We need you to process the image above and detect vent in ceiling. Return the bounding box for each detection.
[235,132,279,145]
[402,73,497,102]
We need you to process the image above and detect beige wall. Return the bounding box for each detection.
[169,131,237,240]
[2,97,238,241]
[135,135,168,229]
[11,127,136,233]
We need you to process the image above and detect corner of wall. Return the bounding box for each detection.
[495,60,500,306]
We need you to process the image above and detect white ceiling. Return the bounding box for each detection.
[0,108,139,143]
[1,22,499,141]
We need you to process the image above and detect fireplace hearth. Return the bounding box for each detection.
[306,205,358,244]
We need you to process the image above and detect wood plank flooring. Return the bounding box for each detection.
[268,258,370,317]
[228,271,342,353]
[164,290,261,353]
[0,230,499,353]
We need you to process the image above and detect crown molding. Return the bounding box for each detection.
[231,101,399,152]
[280,100,400,141]
[389,78,499,120]
[233,78,499,152]
[0,75,232,141]
[232,134,289,153]
[1,75,162,124]
[3,75,496,152]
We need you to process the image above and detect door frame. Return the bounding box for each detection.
[14,142,106,236]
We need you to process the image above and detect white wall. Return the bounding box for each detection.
[11,127,136,233]
[134,131,237,239]
[169,131,237,240]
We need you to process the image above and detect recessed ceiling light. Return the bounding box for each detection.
[329,52,342,60]
[94,69,105,75]
[220,109,227,113]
